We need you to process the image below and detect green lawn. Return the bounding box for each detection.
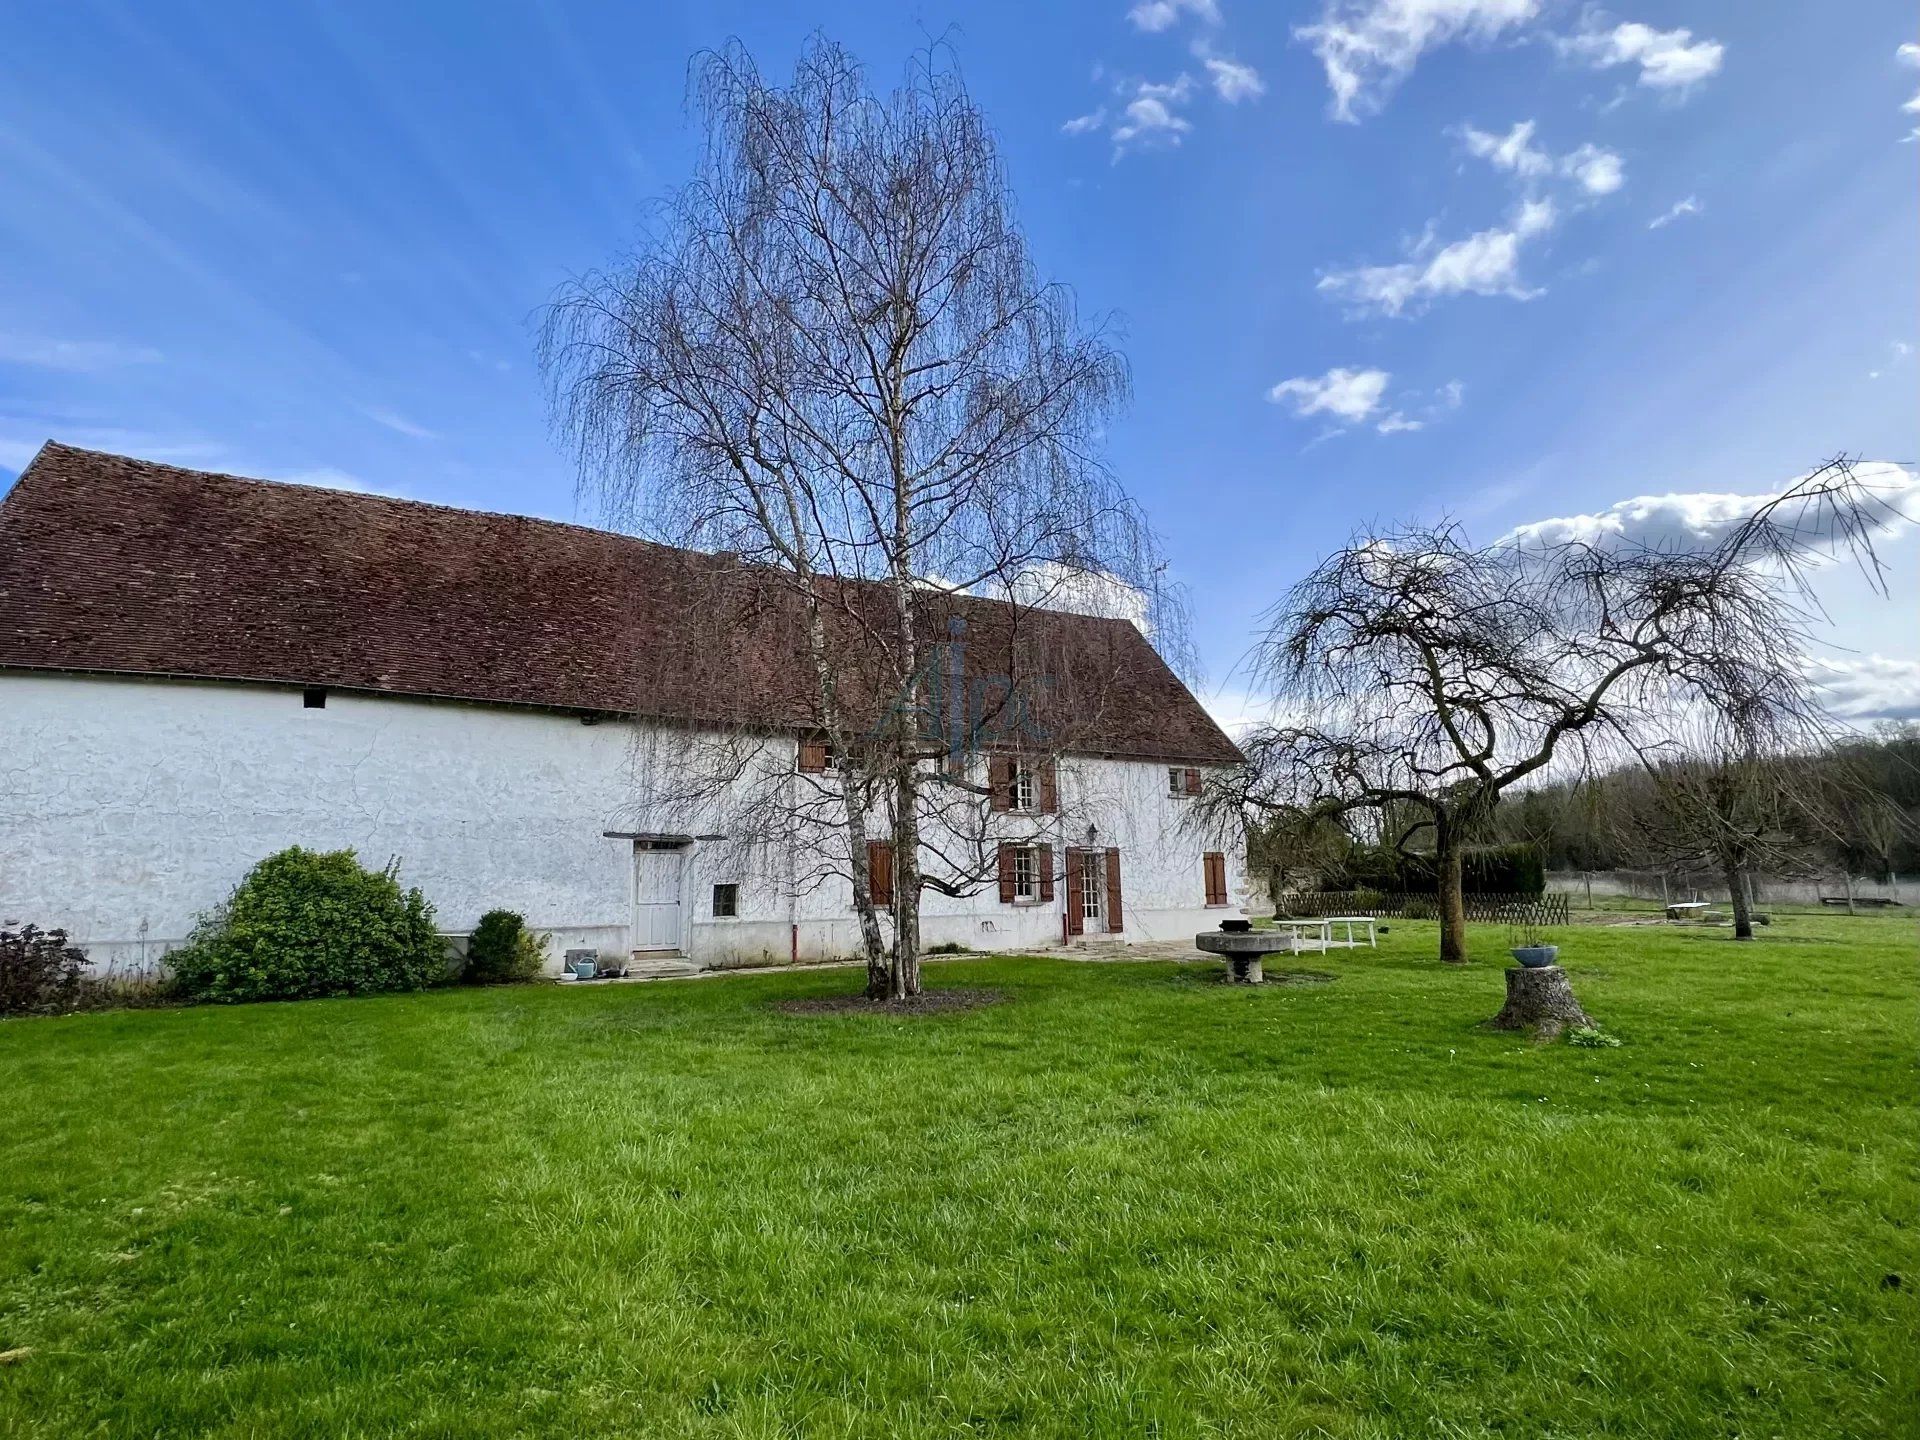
[2,916,1915,1438]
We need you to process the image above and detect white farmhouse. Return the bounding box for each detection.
[0,444,1246,975]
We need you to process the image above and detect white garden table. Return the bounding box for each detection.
[1321,916,1378,949]
[1271,918,1333,952]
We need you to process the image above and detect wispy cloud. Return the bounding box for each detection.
[1128,0,1219,33]
[1298,0,1542,122]
[1267,366,1460,435]
[1457,120,1624,195]
[359,406,438,441]
[1066,74,1205,157]
[1557,16,1724,93]
[1647,194,1702,229]
[1200,53,1265,103]
[0,333,163,372]
[1319,199,1556,317]
[1868,339,1914,381]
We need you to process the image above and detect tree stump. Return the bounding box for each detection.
[1487,965,1593,1038]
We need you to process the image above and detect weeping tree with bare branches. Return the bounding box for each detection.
[1225,459,1894,964]
[542,37,1180,998]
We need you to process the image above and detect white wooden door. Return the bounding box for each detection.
[633,847,686,952]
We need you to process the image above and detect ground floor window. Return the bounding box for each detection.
[1013,845,1037,901]
[712,883,738,918]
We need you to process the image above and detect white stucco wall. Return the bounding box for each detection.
[0,671,1244,974]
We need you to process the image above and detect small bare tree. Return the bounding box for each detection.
[543,37,1178,997]
[1616,724,1835,939]
[1226,459,1893,964]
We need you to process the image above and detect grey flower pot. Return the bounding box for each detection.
[1510,944,1560,969]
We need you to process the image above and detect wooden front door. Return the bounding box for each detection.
[633,845,686,952]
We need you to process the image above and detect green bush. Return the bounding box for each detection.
[463,909,545,984]
[169,848,444,1003]
[1,925,88,1016]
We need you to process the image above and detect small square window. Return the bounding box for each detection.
[712,883,739,918]
[303,687,327,709]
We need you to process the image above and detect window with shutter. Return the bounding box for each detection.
[1204,851,1227,906]
[798,735,828,773]
[867,841,894,908]
[1184,767,1202,797]
[1064,846,1085,935]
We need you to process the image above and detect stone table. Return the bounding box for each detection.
[1194,930,1301,984]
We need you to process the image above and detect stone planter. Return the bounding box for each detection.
[1509,944,1560,968]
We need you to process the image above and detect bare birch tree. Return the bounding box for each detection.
[542,37,1176,996]
[1224,458,1894,964]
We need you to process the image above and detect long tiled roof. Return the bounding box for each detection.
[0,443,1243,765]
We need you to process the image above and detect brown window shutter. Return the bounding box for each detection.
[799,736,828,773]
[1184,767,1201,796]
[1204,851,1225,905]
[997,843,1016,904]
[1038,759,1058,814]
[868,841,894,908]
[1037,843,1054,902]
[1064,847,1084,935]
[989,755,1012,811]
[1104,848,1123,931]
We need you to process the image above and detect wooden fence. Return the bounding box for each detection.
[1276,892,1569,926]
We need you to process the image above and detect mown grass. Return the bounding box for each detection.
[1,914,1914,1437]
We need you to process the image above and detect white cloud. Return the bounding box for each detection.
[1806,655,1920,722]
[1648,194,1702,229]
[1461,119,1551,178]
[1202,54,1266,102]
[1320,199,1555,317]
[1110,77,1196,152]
[0,334,163,372]
[1498,462,1920,557]
[1268,366,1392,423]
[1559,18,1724,92]
[1298,0,1543,123]
[1562,143,1624,195]
[1267,366,1458,435]
[1061,109,1106,135]
[1458,121,1624,195]
[1128,0,1219,33]
[359,406,438,441]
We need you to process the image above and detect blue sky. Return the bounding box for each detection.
[2,0,1914,721]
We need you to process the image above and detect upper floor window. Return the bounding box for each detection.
[1169,766,1200,799]
[1013,762,1036,813]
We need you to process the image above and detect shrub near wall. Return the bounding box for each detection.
[461,909,545,984]
[170,848,444,1003]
